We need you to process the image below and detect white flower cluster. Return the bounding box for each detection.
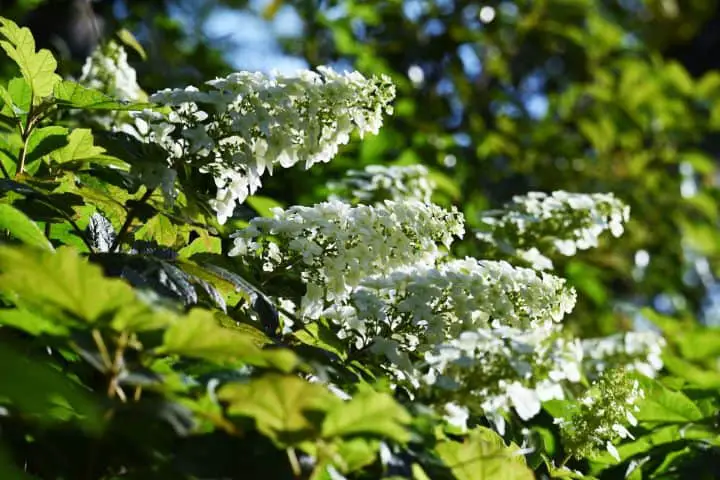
[315,257,577,422]
[556,369,644,461]
[418,326,586,424]
[477,191,630,269]
[229,199,464,317]
[80,41,143,102]
[328,164,435,204]
[330,258,575,350]
[130,67,395,223]
[581,331,665,379]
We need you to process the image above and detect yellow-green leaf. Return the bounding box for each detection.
[0,308,68,336]
[0,17,61,100]
[160,309,297,371]
[0,246,136,324]
[115,28,147,61]
[247,195,284,218]
[49,128,105,164]
[134,214,177,246]
[322,388,411,443]
[218,373,340,445]
[435,427,534,480]
[0,203,53,251]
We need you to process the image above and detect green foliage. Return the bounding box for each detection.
[0,203,53,250]
[0,17,60,99]
[0,4,718,479]
[435,428,534,480]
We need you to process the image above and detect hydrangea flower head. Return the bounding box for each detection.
[129,67,395,223]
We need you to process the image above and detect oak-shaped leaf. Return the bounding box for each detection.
[50,129,105,164]
[218,373,340,446]
[0,245,172,332]
[321,387,411,443]
[0,17,61,100]
[435,427,534,480]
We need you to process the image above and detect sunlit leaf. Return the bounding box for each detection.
[322,388,411,443]
[0,17,60,99]
[25,125,68,164]
[49,129,105,164]
[0,246,136,325]
[115,28,147,61]
[160,309,297,371]
[0,203,53,250]
[635,377,704,423]
[53,80,148,111]
[218,373,340,445]
[435,427,534,480]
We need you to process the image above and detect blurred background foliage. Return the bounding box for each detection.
[4,0,720,338]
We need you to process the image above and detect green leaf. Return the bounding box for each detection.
[427,168,461,201]
[676,328,720,360]
[49,129,105,164]
[636,377,704,423]
[294,321,348,360]
[0,246,137,325]
[322,388,411,443]
[0,308,69,336]
[334,437,382,473]
[0,203,53,250]
[160,309,297,371]
[0,84,13,116]
[177,231,221,258]
[247,195,284,218]
[53,80,147,111]
[545,459,596,479]
[589,424,717,471]
[115,29,147,61]
[663,354,720,388]
[7,77,31,115]
[218,373,340,445]
[0,342,102,430]
[435,427,534,480]
[0,17,61,99]
[26,125,68,164]
[134,214,177,246]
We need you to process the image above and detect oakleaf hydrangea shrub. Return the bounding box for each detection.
[0,17,678,479]
[232,161,665,459]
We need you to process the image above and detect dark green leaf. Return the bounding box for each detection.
[25,125,68,164]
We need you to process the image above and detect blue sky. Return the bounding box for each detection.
[202,0,307,74]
